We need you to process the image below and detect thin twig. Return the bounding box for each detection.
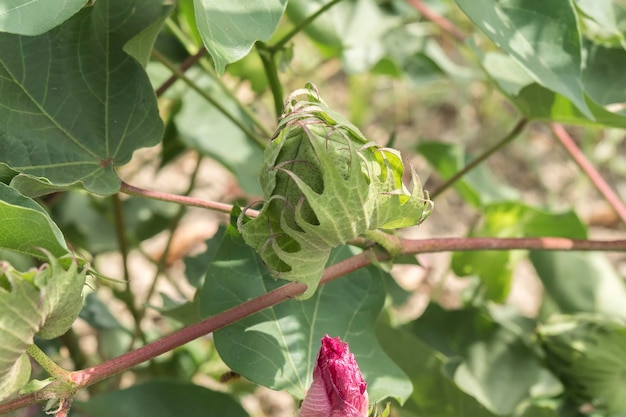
[119,181,259,217]
[151,49,268,149]
[430,119,528,199]
[551,123,626,226]
[406,0,465,42]
[268,0,345,52]
[156,49,207,97]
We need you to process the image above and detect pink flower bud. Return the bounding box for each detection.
[298,335,369,417]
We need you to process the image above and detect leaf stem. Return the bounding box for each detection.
[155,49,207,98]
[268,0,345,52]
[551,123,626,226]
[430,118,528,199]
[118,181,259,217]
[256,42,284,118]
[151,49,268,149]
[406,0,465,42]
[26,344,72,381]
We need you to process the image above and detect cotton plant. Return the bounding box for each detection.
[239,84,433,298]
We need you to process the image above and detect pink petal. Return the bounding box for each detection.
[298,335,368,417]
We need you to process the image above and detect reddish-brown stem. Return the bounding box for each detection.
[2,236,625,414]
[119,180,259,217]
[406,0,465,42]
[551,123,626,226]
[400,236,626,253]
[155,49,207,98]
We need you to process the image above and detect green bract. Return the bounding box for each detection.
[239,85,433,298]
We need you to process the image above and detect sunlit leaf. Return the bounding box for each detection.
[457,0,592,118]
[0,0,86,36]
[193,0,288,75]
[0,254,86,400]
[0,183,68,258]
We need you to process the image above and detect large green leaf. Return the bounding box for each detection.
[0,0,86,36]
[531,252,626,320]
[200,224,412,403]
[0,255,86,400]
[75,381,249,417]
[408,304,544,415]
[452,202,586,302]
[0,0,165,195]
[194,0,288,75]
[479,48,626,128]
[0,183,68,258]
[376,322,497,417]
[457,0,592,118]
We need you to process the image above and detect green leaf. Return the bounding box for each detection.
[0,255,86,400]
[35,256,87,339]
[408,304,543,415]
[123,5,174,67]
[79,292,129,333]
[51,193,178,254]
[479,48,626,128]
[452,202,586,302]
[376,322,497,417]
[0,0,164,195]
[0,0,86,36]
[200,225,412,403]
[174,71,263,195]
[193,0,288,75]
[531,252,626,320]
[287,0,400,73]
[575,0,626,49]
[417,142,519,207]
[456,0,592,118]
[538,314,626,414]
[75,381,250,417]
[0,183,68,258]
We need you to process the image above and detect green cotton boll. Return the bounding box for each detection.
[239,85,433,298]
[537,314,626,414]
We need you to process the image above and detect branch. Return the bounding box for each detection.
[155,49,207,98]
[399,236,626,254]
[118,181,259,217]
[551,123,626,226]
[430,119,528,199]
[151,49,268,149]
[406,0,465,42]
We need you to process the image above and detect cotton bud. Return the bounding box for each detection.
[298,335,368,417]
[239,84,432,298]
